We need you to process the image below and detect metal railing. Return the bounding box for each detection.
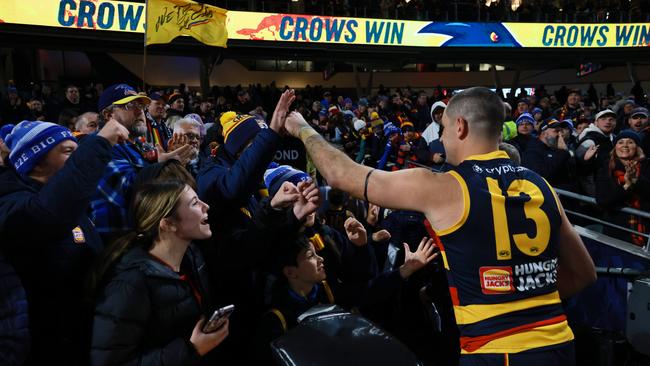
[549,188,650,251]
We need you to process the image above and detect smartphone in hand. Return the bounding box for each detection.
[202,304,235,333]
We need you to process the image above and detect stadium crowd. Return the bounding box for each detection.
[0,78,647,365]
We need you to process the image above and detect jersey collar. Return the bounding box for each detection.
[464,150,510,161]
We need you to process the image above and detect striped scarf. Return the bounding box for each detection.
[613,164,646,246]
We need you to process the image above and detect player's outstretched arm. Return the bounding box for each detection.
[284,111,459,217]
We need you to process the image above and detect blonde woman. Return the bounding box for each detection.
[91,180,228,365]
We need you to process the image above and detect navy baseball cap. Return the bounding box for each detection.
[559,119,575,131]
[631,107,649,118]
[539,118,561,132]
[98,83,150,112]
[148,91,166,101]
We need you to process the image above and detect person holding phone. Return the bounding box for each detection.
[90,180,228,366]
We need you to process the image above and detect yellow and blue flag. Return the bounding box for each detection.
[146,0,227,47]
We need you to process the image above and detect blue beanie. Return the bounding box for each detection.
[0,124,15,141]
[614,130,641,146]
[516,112,536,126]
[5,121,76,175]
[264,162,311,197]
[383,122,401,137]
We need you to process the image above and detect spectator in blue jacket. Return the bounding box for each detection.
[196,90,301,362]
[0,119,128,365]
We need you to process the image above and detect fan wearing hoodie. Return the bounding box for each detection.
[576,109,617,196]
[421,101,446,144]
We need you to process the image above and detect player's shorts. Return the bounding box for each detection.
[459,341,575,366]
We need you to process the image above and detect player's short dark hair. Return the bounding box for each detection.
[446,87,505,139]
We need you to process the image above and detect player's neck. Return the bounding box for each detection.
[458,139,499,161]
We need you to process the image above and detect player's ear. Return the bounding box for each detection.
[457,116,469,139]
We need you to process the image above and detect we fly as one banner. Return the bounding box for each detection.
[146,0,227,47]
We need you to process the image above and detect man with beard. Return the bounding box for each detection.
[522,118,574,191]
[89,84,193,244]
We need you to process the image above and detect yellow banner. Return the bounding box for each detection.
[2,0,650,48]
[146,0,227,47]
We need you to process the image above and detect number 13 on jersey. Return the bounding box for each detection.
[487,178,551,260]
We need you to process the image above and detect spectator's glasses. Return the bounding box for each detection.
[184,133,201,141]
[117,101,147,111]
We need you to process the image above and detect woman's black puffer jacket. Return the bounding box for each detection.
[91,244,213,366]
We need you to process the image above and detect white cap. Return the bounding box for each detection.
[594,109,616,120]
[353,118,366,132]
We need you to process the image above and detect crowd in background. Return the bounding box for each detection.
[0,77,648,365]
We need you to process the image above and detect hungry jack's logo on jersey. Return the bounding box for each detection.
[479,266,515,294]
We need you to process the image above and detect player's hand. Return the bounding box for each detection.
[285,111,311,138]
